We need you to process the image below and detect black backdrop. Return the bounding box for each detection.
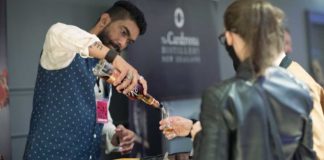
[126,0,220,157]
[128,0,220,100]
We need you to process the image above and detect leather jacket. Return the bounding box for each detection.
[193,61,316,160]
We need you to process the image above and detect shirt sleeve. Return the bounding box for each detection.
[102,111,118,154]
[40,22,101,70]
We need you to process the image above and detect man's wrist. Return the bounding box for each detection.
[105,49,119,63]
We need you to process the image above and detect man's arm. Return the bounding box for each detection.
[42,22,142,93]
[88,41,140,94]
[41,23,101,70]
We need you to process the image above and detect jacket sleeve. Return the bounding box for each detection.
[193,87,229,160]
[293,113,317,160]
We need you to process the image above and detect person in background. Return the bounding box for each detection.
[161,0,316,159]
[278,28,324,160]
[0,69,9,108]
[24,1,147,159]
[284,28,292,54]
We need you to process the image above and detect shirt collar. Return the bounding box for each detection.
[273,51,286,66]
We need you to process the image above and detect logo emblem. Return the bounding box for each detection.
[174,7,185,28]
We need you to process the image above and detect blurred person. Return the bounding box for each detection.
[311,59,324,86]
[23,1,147,160]
[284,28,292,54]
[0,69,9,108]
[161,0,316,159]
[278,28,324,159]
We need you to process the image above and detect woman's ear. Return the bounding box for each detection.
[99,13,111,27]
[225,31,233,45]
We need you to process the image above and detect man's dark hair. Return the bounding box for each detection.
[106,1,146,35]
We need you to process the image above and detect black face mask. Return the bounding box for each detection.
[224,40,240,71]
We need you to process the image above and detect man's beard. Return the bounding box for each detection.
[98,31,121,52]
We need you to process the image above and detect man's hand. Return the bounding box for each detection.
[112,55,141,95]
[111,124,135,154]
[138,75,147,95]
[88,41,147,96]
[159,116,193,140]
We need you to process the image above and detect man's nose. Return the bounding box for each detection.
[118,38,128,50]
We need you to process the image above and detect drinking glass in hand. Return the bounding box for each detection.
[161,105,175,139]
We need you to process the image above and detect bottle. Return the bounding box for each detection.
[93,59,162,108]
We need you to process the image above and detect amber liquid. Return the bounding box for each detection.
[160,105,173,133]
[163,127,175,134]
[128,85,160,108]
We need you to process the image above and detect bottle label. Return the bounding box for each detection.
[128,84,143,98]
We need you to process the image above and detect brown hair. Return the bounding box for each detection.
[224,0,285,75]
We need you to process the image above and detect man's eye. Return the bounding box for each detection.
[127,40,133,45]
[121,30,127,36]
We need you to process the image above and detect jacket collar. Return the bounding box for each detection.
[235,59,254,80]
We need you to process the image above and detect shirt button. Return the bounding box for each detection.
[93,134,97,138]
[89,155,92,159]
